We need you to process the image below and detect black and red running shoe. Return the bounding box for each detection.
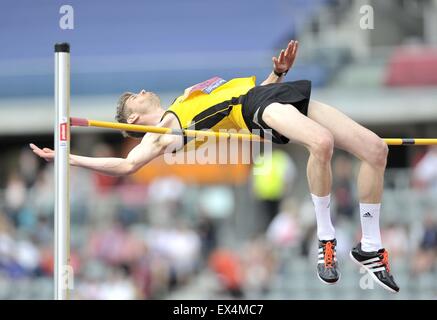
[350,242,399,293]
[317,239,340,284]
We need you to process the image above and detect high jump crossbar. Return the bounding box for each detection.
[70,117,266,142]
[71,117,437,146]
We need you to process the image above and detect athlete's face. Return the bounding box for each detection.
[126,89,160,115]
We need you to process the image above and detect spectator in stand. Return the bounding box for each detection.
[381,222,409,261]
[412,146,437,193]
[332,153,356,220]
[411,213,437,276]
[196,212,218,261]
[18,147,39,188]
[242,236,277,296]
[31,166,55,221]
[209,248,244,298]
[252,149,296,232]
[266,197,301,249]
[4,172,27,227]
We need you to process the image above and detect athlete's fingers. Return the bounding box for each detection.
[29,144,53,161]
[285,42,298,66]
[292,41,299,56]
[285,41,292,57]
[31,146,44,157]
[272,56,279,66]
[279,49,285,62]
[273,57,281,70]
[290,40,295,51]
[30,143,42,153]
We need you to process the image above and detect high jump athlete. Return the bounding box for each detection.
[31,40,399,293]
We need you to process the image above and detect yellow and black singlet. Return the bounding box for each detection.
[162,76,256,150]
[162,76,312,149]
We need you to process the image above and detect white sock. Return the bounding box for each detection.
[360,203,382,252]
[311,193,335,241]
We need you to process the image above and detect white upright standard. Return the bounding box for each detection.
[54,42,72,300]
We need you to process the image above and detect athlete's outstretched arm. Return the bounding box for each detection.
[29,133,178,176]
[261,40,298,86]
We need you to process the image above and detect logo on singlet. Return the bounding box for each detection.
[189,77,227,95]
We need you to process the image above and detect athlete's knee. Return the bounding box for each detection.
[309,131,334,163]
[261,103,283,126]
[365,136,388,168]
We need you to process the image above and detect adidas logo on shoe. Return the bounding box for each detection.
[362,212,373,218]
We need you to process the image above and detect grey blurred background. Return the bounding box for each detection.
[1,0,437,299]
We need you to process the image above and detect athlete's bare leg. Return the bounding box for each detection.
[262,102,334,197]
[261,100,388,203]
[262,100,395,288]
[306,100,388,203]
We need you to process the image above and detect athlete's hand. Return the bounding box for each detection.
[272,40,298,74]
[29,143,55,162]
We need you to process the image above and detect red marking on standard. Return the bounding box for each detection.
[70,117,89,127]
[60,123,68,141]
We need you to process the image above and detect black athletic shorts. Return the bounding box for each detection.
[241,80,312,144]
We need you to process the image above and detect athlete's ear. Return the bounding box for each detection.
[127,113,139,124]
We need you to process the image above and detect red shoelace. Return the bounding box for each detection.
[324,241,334,268]
[380,250,390,273]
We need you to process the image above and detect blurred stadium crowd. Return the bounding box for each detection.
[1,145,437,299]
[1,0,437,299]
